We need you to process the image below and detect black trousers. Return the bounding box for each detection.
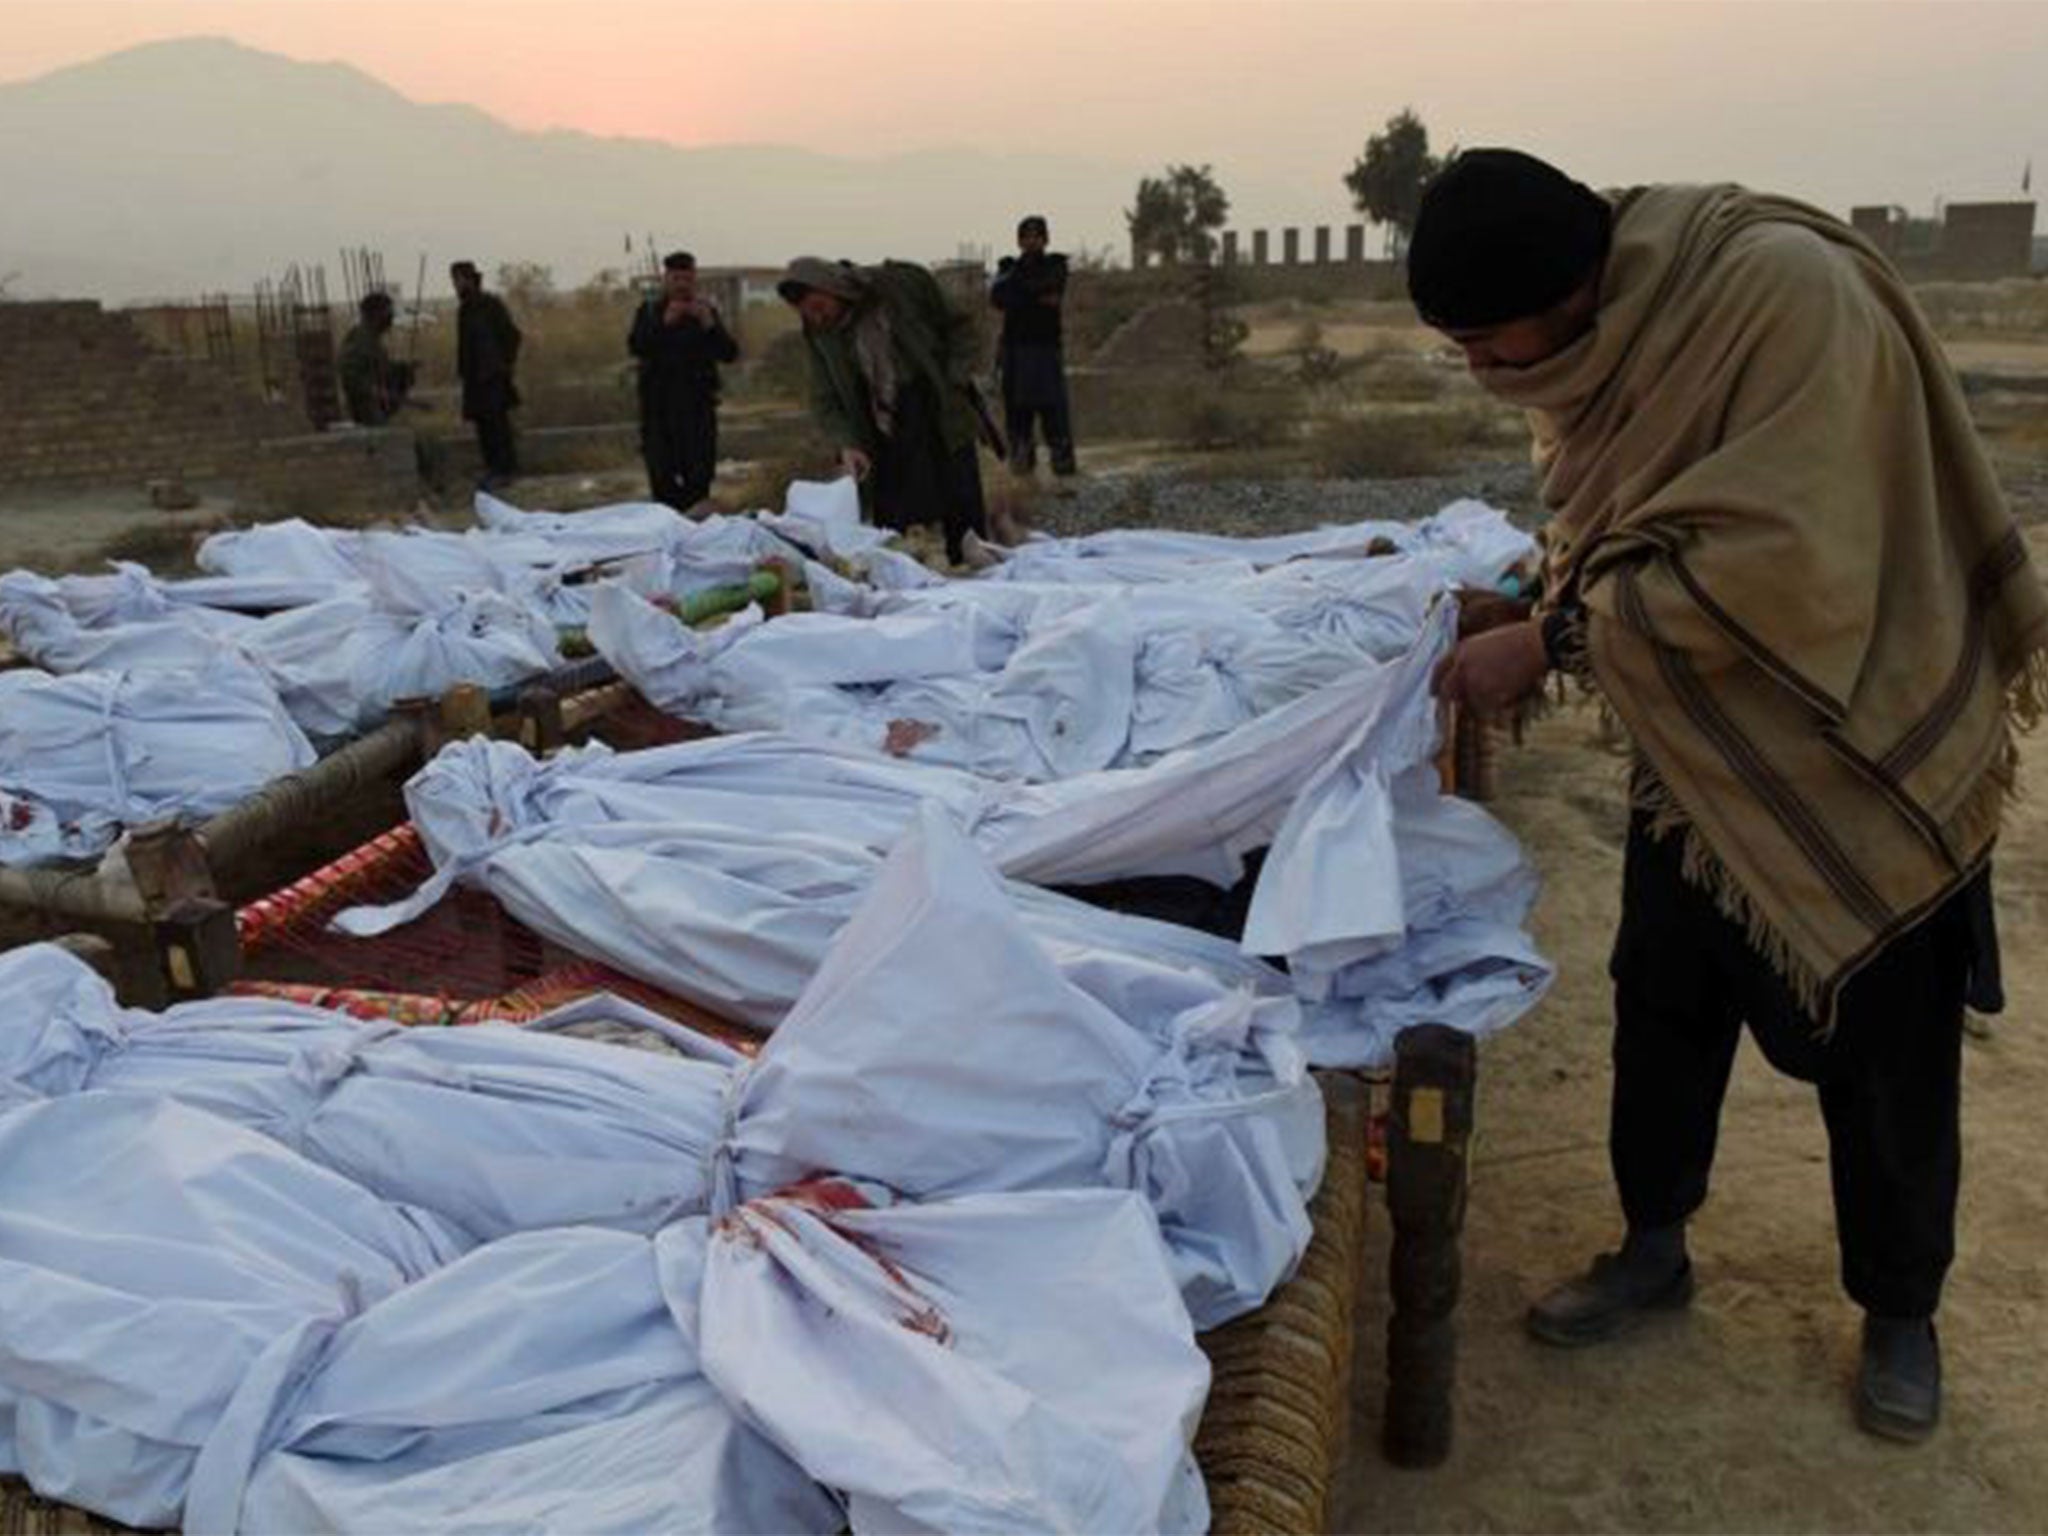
[870,379,988,564]
[1609,813,1972,1318]
[1001,344,1075,475]
[644,400,718,511]
[472,410,518,478]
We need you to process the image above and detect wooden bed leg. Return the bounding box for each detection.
[437,682,493,748]
[1383,1022,1477,1469]
[518,684,566,755]
[126,819,218,911]
[126,820,240,1000]
[154,898,240,1000]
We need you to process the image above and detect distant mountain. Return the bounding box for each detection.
[0,37,1153,301]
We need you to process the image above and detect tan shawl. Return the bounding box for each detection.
[1480,184,2048,1018]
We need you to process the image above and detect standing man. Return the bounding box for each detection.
[1422,149,2046,1441]
[776,255,990,565]
[450,260,522,487]
[630,251,739,512]
[989,214,1076,479]
[337,291,416,426]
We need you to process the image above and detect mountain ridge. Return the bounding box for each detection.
[0,37,1152,301]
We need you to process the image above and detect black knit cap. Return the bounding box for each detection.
[1407,149,1612,330]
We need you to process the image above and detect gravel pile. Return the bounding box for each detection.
[1025,460,1541,541]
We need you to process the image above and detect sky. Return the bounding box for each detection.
[1,0,2043,232]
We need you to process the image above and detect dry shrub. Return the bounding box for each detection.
[1068,366,1181,442]
[1914,279,2048,338]
[741,329,813,403]
[1309,405,1519,478]
[1091,300,1207,369]
[516,373,638,428]
[1348,351,1452,403]
[1291,320,1346,385]
[407,285,642,428]
[1063,271,1165,359]
[523,427,642,476]
[1168,378,1296,451]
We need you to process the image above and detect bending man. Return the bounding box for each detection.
[1422,148,2046,1443]
[777,256,990,565]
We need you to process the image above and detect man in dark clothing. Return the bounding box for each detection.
[337,291,416,427]
[777,255,990,565]
[1420,148,2047,1443]
[630,251,739,511]
[450,260,522,485]
[989,215,1075,477]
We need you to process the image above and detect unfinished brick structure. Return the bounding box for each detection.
[0,300,416,510]
[0,301,291,488]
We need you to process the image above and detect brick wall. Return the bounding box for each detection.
[0,301,301,493]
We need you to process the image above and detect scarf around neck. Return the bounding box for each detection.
[1482,183,2048,1019]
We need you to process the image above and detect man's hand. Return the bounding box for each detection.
[839,447,873,481]
[1433,619,1549,716]
[662,298,691,326]
[1455,586,1532,639]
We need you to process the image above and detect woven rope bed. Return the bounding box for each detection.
[0,1086,1369,1536]
[0,814,1374,1535]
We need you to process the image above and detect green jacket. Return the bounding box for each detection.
[802,262,980,455]
[337,323,413,427]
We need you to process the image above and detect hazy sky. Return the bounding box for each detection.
[3,0,2043,230]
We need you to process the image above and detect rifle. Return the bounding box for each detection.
[963,379,1008,462]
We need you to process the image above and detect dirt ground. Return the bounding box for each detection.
[0,488,229,573]
[1334,528,2048,1534]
